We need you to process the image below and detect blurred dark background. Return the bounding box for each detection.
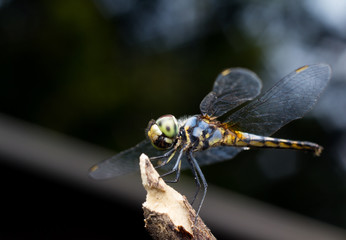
[1,0,346,239]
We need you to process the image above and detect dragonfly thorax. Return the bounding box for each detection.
[183,115,224,151]
[147,114,178,150]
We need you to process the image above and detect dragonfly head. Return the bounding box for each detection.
[147,114,178,150]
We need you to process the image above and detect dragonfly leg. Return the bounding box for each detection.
[187,156,201,206]
[150,147,176,160]
[154,149,177,169]
[149,147,177,169]
[160,148,184,183]
[189,151,207,223]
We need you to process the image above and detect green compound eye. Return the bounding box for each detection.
[156,115,178,138]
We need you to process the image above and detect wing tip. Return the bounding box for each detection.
[88,164,101,180]
[221,68,231,76]
[88,164,110,180]
[296,63,332,77]
[295,65,309,73]
[89,164,99,173]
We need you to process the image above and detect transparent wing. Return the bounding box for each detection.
[200,68,262,117]
[89,139,161,180]
[88,140,240,178]
[226,64,331,136]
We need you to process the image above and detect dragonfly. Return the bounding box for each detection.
[89,64,331,219]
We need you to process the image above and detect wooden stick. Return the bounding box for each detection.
[140,153,216,240]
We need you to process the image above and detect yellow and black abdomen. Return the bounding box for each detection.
[222,130,323,156]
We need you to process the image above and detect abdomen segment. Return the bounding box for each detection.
[223,130,323,156]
